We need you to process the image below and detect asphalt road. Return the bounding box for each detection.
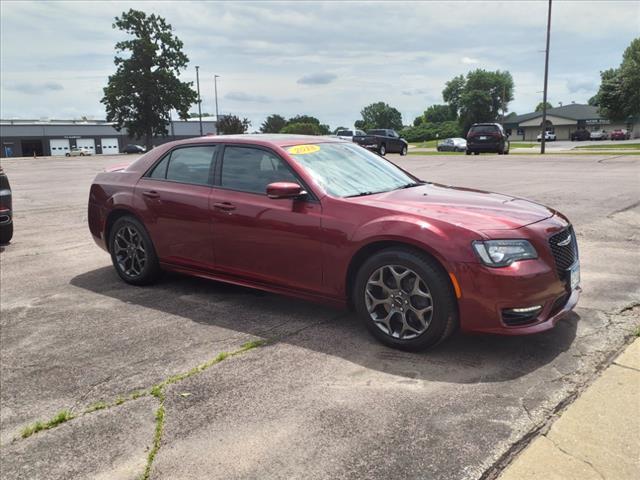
[1,153,638,479]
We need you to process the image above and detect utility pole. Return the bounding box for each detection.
[195,65,203,136]
[541,0,552,154]
[214,75,220,134]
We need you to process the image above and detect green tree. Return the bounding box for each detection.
[442,75,465,115]
[260,114,287,133]
[357,102,403,131]
[588,95,599,106]
[413,116,424,126]
[285,115,330,134]
[217,115,250,134]
[400,121,461,143]
[594,38,640,120]
[443,69,514,133]
[101,9,197,149]
[423,104,457,123]
[535,101,553,112]
[189,112,211,118]
[280,122,324,135]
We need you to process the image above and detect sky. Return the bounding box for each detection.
[1,1,639,130]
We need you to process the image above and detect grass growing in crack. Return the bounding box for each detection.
[140,392,165,480]
[84,401,109,413]
[21,410,74,438]
[16,339,268,444]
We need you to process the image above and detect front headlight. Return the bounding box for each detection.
[472,240,538,267]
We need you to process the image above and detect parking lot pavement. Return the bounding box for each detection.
[1,153,638,479]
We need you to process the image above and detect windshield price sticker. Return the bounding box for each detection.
[288,144,320,155]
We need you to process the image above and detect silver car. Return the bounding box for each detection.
[65,147,92,157]
[437,137,467,152]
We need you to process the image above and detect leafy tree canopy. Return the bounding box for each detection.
[101,9,197,148]
[443,69,514,133]
[594,38,640,120]
[260,114,287,133]
[357,102,403,131]
[280,122,325,135]
[424,104,457,123]
[535,101,553,112]
[217,115,250,134]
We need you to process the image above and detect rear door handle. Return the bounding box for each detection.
[142,190,160,199]
[213,202,236,211]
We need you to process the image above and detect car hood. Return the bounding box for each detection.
[353,183,554,231]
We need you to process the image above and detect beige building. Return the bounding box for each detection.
[504,104,638,141]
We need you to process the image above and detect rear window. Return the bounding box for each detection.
[337,130,353,136]
[469,125,500,134]
[367,130,386,136]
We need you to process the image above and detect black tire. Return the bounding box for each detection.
[0,223,13,245]
[474,151,479,155]
[353,248,458,351]
[109,216,161,285]
[465,150,471,155]
[400,145,408,156]
[65,153,70,157]
[379,144,386,156]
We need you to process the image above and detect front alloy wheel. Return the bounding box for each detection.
[354,248,458,350]
[400,145,408,156]
[365,265,433,340]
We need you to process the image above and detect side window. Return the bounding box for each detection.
[149,154,170,179]
[221,147,298,194]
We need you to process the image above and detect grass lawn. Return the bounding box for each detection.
[409,140,438,148]
[575,143,640,149]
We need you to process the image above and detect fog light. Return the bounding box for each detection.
[510,305,542,313]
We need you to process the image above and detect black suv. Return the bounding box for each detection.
[466,123,510,155]
[570,129,591,141]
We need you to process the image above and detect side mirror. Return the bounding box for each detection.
[266,182,306,199]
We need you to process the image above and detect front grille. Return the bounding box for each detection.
[548,226,578,280]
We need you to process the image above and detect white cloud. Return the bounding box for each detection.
[1,1,637,126]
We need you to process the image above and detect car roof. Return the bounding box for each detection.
[167,134,349,148]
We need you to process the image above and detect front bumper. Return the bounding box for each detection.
[453,217,580,335]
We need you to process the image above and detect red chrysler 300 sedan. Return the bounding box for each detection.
[88,135,580,350]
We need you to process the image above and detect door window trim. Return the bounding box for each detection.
[142,144,220,187]
[214,143,319,202]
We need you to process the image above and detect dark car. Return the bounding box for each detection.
[0,166,13,245]
[353,129,408,156]
[466,123,510,155]
[570,129,591,141]
[89,135,580,351]
[123,144,146,154]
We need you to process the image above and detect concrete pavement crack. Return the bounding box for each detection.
[544,434,606,480]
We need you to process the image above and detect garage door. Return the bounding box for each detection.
[100,138,120,155]
[50,139,70,156]
[76,138,95,153]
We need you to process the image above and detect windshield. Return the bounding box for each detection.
[287,143,419,198]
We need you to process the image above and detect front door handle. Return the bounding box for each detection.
[213,202,236,211]
[142,190,160,199]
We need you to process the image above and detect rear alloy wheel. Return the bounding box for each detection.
[354,248,458,350]
[400,145,408,156]
[379,144,386,156]
[109,216,160,285]
[465,150,471,155]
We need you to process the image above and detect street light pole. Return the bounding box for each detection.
[214,75,220,134]
[540,0,552,154]
[195,65,203,136]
